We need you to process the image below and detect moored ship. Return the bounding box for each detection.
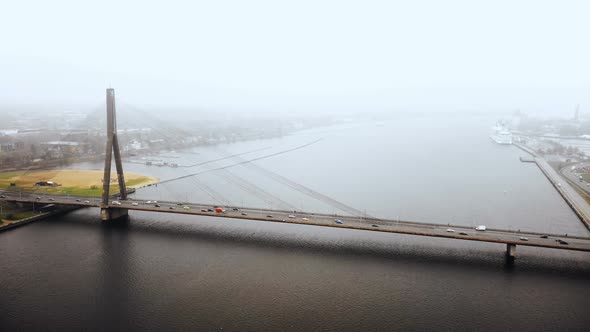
[490,121,513,144]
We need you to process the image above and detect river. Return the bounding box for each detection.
[1,114,589,331]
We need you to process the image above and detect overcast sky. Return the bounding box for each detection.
[0,0,588,113]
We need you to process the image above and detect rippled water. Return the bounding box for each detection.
[2,115,590,331]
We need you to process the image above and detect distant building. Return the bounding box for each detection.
[40,141,87,154]
[0,129,18,136]
[125,139,143,151]
[0,142,24,152]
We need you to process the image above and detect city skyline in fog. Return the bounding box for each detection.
[0,0,588,114]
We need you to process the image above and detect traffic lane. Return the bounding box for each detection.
[0,194,101,207]
[562,163,590,190]
[148,207,588,250]
[127,204,583,248]
[3,194,589,248]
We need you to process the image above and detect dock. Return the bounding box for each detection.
[519,156,535,163]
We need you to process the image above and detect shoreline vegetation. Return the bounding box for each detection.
[0,169,158,196]
[0,169,158,227]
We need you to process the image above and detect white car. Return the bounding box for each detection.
[112,200,122,205]
[475,225,486,231]
[288,215,296,218]
[519,237,529,241]
[301,217,309,221]
[132,202,139,206]
[446,228,455,233]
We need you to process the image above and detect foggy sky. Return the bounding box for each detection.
[0,0,588,113]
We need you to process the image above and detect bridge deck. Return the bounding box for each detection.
[2,192,590,253]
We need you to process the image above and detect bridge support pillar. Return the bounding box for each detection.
[101,207,128,222]
[505,243,516,262]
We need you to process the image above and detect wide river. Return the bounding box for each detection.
[2,114,589,331]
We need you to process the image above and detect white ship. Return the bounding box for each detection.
[490,121,513,144]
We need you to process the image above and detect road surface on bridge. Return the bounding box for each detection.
[2,191,590,253]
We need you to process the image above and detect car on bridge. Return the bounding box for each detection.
[112,201,122,205]
[475,225,486,231]
[335,219,343,224]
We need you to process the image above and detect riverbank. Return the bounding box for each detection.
[0,205,80,232]
[0,169,158,197]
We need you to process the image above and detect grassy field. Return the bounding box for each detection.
[0,169,158,197]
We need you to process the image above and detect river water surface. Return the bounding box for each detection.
[1,114,589,331]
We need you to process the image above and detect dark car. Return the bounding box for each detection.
[155,204,161,207]
[232,208,239,211]
[207,208,214,212]
[266,215,273,218]
[540,235,549,239]
[459,232,468,235]
[201,209,208,212]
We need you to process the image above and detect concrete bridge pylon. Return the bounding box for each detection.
[101,88,128,222]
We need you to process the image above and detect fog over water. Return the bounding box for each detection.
[2,115,590,331]
[2,1,590,331]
